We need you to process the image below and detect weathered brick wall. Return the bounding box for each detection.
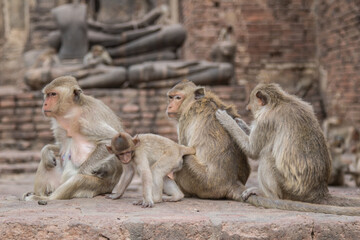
[181,0,317,86]
[0,85,249,151]
[315,0,360,126]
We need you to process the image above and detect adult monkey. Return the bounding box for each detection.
[216,83,360,216]
[24,76,123,201]
[166,80,250,200]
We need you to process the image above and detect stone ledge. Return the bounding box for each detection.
[1,194,360,239]
[1,173,360,239]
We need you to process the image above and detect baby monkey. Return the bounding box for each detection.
[106,132,195,208]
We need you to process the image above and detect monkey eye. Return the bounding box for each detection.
[47,92,57,97]
[174,95,182,100]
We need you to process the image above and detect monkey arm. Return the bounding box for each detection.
[235,118,251,135]
[78,144,110,174]
[107,164,135,200]
[216,110,259,159]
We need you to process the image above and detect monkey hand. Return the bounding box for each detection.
[216,109,237,129]
[133,199,154,208]
[241,187,260,201]
[105,193,122,200]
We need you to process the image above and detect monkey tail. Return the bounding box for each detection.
[182,146,196,156]
[246,195,360,216]
[322,195,360,207]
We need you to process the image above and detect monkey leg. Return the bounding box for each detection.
[162,176,184,202]
[244,157,283,201]
[26,174,111,201]
[151,154,181,203]
[134,159,154,207]
[106,164,135,200]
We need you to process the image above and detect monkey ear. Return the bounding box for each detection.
[132,136,140,148]
[73,88,83,103]
[255,91,268,106]
[194,87,205,100]
[106,145,113,154]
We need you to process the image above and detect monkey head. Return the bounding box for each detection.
[166,79,205,120]
[246,83,285,115]
[107,132,140,164]
[91,45,104,57]
[42,76,83,118]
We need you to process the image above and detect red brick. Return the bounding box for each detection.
[122,103,140,113]
[0,99,16,108]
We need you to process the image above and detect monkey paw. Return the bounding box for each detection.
[105,193,121,200]
[133,199,154,208]
[216,110,233,126]
[241,187,259,201]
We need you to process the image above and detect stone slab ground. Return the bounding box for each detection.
[0,173,360,240]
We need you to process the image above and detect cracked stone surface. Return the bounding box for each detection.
[1,172,360,239]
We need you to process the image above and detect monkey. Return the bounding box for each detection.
[23,75,123,201]
[32,48,60,69]
[106,132,195,208]
[216,82,360,216]
[166,79,250,200]
[33,144,62,196]
[83,45,112,66]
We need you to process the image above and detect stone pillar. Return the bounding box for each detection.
[0,0,30,87]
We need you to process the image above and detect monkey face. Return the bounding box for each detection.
[166,91,185,119]
[42,91,59,117]
[114,150,134,164]
[107,133,138,164]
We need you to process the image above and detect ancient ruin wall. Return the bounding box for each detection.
[0,86,249,151]
[315,0,360,126]
[181,0,317,86]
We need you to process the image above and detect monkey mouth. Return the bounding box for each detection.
[43,110,52,116]
[167,112,178,119]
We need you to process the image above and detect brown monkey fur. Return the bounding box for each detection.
[34,144,62,196]
[166,79,250,200]
[216,82,360,216]
[24,76,123,201]
[106,132,195,208]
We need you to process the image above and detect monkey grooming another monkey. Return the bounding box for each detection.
[216,83,360,216]
[24,76,123,201]
[106,132,195,208]
[166,80,250,200]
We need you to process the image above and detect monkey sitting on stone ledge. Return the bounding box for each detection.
[216,82,360,216]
